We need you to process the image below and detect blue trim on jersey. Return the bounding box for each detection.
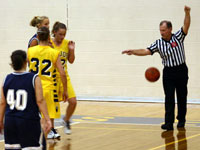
[28,34,39,48]
[32,74,38,88]
[12,72,29,75]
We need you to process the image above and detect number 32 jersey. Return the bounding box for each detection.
[28,45,59,90]
[3,72,40,120]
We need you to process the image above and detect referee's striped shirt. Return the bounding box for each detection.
[147,27,187,67]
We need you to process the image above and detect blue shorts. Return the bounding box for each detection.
[4,116,46,150]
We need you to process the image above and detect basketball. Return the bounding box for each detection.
[145,67,160,82]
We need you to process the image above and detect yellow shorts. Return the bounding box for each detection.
[43,89,60,119]
[57,75,76,101]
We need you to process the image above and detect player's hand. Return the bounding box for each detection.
[184,6,191,13]
[0,122,4,134]
[68,41,75,51]
[63,91,68,102]
[43,120,52,135]
[122,50,133,55]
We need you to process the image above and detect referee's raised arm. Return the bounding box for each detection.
[183,6,191,34]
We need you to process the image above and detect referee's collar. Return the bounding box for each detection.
[161,34,174,42]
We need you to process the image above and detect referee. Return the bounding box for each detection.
[122,5,191,130]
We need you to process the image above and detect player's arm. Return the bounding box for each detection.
[27,49,30,65]
[34,76,52,134]
[183,6,191,34]
[29,39,38,47]
[0,87,6,134]
[56,55,68,101]
[68,41,75,64]
[122,49,151,56]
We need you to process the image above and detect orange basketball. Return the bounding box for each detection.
[145,67,160,82]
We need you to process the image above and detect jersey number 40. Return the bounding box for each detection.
[6,89,28,111]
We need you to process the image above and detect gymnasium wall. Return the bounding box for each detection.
[0,0,200,103]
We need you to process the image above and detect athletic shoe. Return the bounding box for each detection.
[62,119,71,134]
[161,123,174,131]
[52,128,61,139]
[177,122,185,128]
[65,121,71,134]
[47,129,60,139]
[47,130,55,139]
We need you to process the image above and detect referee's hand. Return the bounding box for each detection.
[122,50,133,55]
[184,6,191,13]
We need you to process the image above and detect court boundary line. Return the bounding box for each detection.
[77,96,200,104]
[149,133,200,150]
[70,121,200,130]
[71,123,199,133]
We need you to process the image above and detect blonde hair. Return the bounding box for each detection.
[30,16,48,28]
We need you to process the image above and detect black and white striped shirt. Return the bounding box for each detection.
[147,28,187,67]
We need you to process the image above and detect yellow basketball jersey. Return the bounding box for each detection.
[51,39,76,101]
[28,45,59,90]
[51,39,69,76]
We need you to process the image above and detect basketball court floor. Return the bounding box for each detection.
[1,101,200,150]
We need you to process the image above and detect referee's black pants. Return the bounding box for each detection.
[162,63,188,124]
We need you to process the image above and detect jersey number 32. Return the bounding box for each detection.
[30,58,52,76]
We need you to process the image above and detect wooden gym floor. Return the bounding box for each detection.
[1,101,200,150]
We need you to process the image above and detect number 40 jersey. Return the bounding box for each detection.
[3,72,40,120]
[28,45,59,90]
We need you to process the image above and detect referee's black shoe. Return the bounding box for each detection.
[161,123,174,131]
[177,122,185,128]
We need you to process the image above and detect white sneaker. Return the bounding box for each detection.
[61,119,71,134]
[47,129,60,139]
[52,128,60,139]
[47,130,54,139]
[65,122,71,135]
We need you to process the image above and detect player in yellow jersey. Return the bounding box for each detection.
[51,22,77,134]
[28,27,68,139]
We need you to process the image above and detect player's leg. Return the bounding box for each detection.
[63,76,77,134]
[43,89,61,139]
[4,116,21,150]
[17,118,45,150]
[63,97,77,134]
[65,97,77,121]
[51,101,61,139]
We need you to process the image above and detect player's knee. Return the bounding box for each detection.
[68,97,77,106]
